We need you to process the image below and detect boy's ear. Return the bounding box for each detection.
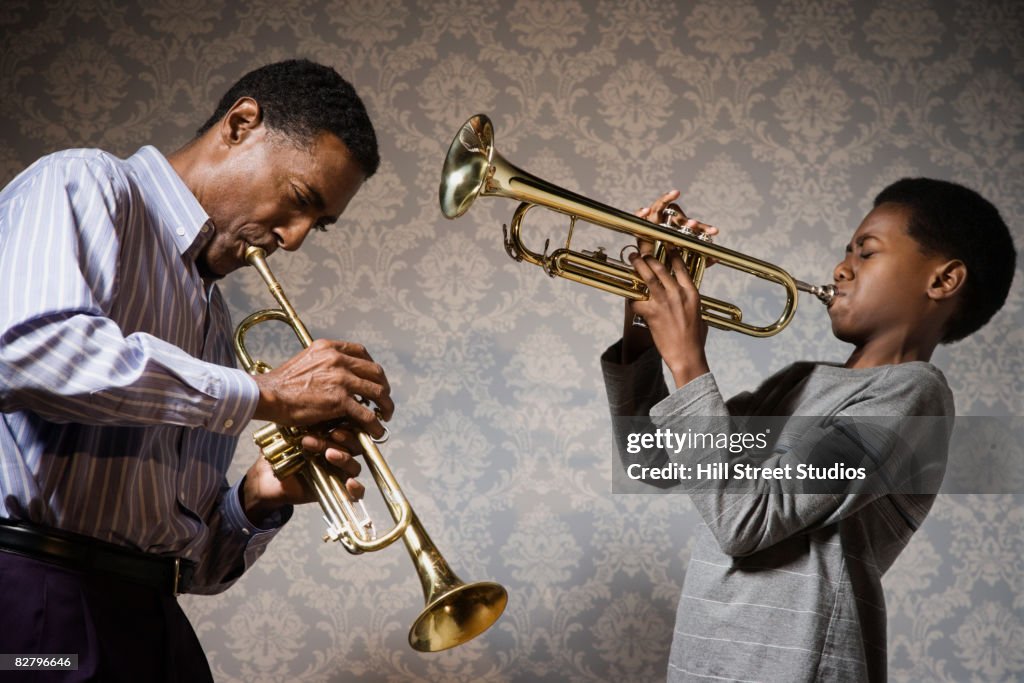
[928,259,967,301]
[219,97,263,146]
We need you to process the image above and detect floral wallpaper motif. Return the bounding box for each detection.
[1,1,1021,681]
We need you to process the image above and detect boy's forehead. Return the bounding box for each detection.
[851,203,911,240]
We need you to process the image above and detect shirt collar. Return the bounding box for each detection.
[126,145,212,258]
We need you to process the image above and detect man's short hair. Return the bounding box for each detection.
[196,59,379,178]
[875,178,1016,343]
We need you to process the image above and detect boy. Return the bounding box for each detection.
[602,179,1016,681]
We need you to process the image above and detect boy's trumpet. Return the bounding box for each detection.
[233,246,507,652]
[439,114,835,337]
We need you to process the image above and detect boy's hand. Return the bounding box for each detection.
[621,189,716,376]
[629,248,710,388]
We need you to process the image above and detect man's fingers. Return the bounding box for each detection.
[344,478,365,501]
[324,447,361,479]
[300,434,327,453]
[341,399,386,437]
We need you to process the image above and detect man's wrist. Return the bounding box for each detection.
[239,471,282,527]
[251,373,283,423]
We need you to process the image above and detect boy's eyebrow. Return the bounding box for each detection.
[847,233,881,250]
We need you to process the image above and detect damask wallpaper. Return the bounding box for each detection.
[1,0,1021,681]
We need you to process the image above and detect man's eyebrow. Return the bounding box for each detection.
[299,181,326,210]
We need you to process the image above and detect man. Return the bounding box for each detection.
[0,59,389,681]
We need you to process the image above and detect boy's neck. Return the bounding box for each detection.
[844,334,937,369]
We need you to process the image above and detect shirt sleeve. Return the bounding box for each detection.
[0,154,258,435]
[185,478,294,594]
[648,366,952,557]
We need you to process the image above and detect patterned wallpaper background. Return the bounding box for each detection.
[1,0,1022,681]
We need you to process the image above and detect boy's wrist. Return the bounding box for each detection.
[668,353,710,389]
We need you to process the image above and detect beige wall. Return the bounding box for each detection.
[1,1,1021,680]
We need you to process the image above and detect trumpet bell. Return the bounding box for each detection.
[440,114,494,218]
[410,581,508,652]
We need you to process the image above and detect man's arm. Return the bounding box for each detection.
[0,154,259,435]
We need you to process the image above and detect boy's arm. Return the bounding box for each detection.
[650,367,951,557]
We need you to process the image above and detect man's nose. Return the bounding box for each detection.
[273,220,314,251]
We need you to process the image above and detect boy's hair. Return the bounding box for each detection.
[196,59,379,178]
[875,178,1016,343]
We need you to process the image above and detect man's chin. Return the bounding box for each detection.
[195,259,229,282]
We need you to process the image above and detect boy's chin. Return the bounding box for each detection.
[829,322,861,346]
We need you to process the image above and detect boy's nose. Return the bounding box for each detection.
[833,260,853,282]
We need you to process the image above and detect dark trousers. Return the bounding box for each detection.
[0,552,213,682]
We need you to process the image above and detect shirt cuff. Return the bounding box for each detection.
[200,366,260,436]
[222,477,293,549]
[651,371,719,417]
[601,341,667,413]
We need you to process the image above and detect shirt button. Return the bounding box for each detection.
[176,227,186,236]
[223,418,234,429]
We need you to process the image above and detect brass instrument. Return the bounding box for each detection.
[234,246,507,652]
[439,114,835,337]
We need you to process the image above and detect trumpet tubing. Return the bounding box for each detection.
[234,246,507,651]
[440,114,835,337]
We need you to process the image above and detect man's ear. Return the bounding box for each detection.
[218,97,262,146]
[928,259,967,301]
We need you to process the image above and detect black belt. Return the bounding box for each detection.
[0,518,194,595]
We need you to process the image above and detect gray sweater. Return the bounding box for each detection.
[602,343,954,682]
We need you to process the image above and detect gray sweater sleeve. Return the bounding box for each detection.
[605,348,952,556]
[600,341,675,487]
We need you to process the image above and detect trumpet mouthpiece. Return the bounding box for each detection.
[795,281,836,306]
[244,245,267,264]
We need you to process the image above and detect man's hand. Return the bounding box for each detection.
[251,339,393,438]
[240,429,365,526]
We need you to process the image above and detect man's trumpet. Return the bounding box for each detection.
[233,246,507,652]
[439,114,835,337]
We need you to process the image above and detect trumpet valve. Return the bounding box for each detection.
[254,423,306,479]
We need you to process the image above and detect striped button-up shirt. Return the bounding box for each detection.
[0,146,283,593]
